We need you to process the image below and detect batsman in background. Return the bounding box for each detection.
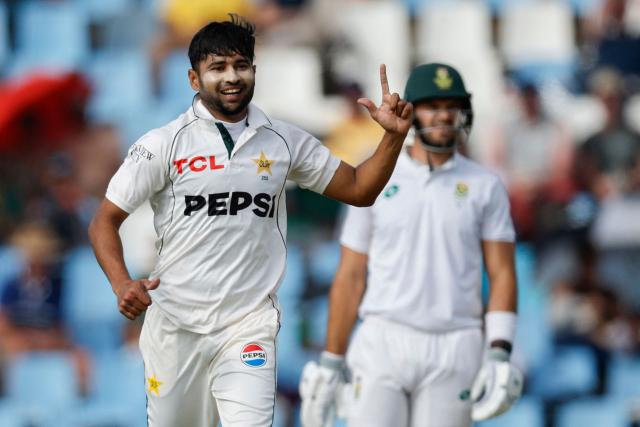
[88,15,412,427]
[299,63,522,427]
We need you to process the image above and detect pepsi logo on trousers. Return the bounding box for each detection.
[241,343,267,367]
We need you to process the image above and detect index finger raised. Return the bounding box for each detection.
[379,64,390,96]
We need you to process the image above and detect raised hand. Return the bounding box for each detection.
[357,64,413,137]
[114,277,160,320]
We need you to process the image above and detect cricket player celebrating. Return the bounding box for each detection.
[88,16,413,427]
[299,63,523,427]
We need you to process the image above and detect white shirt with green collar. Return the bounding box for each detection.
[107,97,340,333]
[340,150,515,333]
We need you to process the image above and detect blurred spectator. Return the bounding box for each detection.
[70,125,123,242]
[322,82,384,166]
[0,124,120,246]
[549,242,626,395]
[149,2,285,95]
[591,186,640,250]
[492,82,575,239]
[584,0,630,42]
[24,152,88,250]
[71,125,122,200]
[583,0,640,85]
[589,144,640,320]
[0,72,92,242]
[0,222,90,395]
[148,0,340,96]
[162,0,258,40]
[287,82,382,234]
[575,68,640,200]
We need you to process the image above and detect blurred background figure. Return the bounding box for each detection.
[576,67,640,199]
[150,0,258,95]
[0,222,90,394]
[323,82,384,166]
[549,242,628,395]
[582,0,640,86]
[491,82,575,240]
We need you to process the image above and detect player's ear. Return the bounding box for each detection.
[188,68,200,92]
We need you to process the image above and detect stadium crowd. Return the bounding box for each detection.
[0,0,640,426]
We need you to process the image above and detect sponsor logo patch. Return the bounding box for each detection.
[129,144,155,163]
[383,184,399,199]
[183,191,276,217]
[173,155,224,174]
[241,343,267,367]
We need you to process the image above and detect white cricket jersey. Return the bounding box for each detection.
[106,97,340,333]
[340,150,515,332]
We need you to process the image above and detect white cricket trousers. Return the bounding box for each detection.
[346,316,483,427]
[139,298,280,427]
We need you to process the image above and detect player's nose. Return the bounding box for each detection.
[222,68,241,84]
[434,109,456,123]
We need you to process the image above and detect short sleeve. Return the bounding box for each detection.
[106,134,167,213]
[339,204,374,254]
[481,178,515,242]
[288,130,341,194]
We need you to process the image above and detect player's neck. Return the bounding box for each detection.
[409,143,453,168]
[202,102,248,124]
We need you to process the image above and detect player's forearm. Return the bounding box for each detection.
[483,241,517,313]
[324,275,365,355]
[352,131,405,205]
[88,215,132,292]
[323,132,406,206]
[487,269,517,313]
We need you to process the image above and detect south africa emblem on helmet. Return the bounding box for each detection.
[455,182,469,198]
[434,67,453,90]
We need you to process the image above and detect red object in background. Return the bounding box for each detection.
[0,73,91,151]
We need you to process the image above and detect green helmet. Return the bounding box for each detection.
[404,63,473,153]
[404,63,472,103]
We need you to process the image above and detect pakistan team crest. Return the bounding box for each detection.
[252,151,274,176]
[147,374,163,396]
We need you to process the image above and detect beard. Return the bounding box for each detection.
[418,125,457,146]
[414,122,459,153]
[200,81,255,119]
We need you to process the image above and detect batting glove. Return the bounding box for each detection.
[299,351,345,427]
[471,347,523,421]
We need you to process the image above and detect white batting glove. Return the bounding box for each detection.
[299,352,345,427]
[471,347,523,421]
[335,381,353,419]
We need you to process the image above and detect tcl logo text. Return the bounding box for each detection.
[173,156,224,174]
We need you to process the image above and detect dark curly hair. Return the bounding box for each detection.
[188,14,256,71]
